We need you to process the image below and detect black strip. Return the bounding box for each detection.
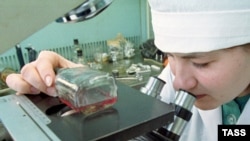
[165,129,180,141]
[175,105,192,121]
[15,45,25,69]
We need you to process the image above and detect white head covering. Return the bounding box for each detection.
[148,0,250,53]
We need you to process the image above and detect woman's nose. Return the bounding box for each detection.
[172,63,197,91]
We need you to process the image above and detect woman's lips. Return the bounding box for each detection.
[195,94,207,99]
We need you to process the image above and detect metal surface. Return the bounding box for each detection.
[165,90,196,141]
[0,121,11,141]
[140,76,165,99]
[0,82,174,141]
[56,0,113,23]
[0,0,84,54]
[174,90,196,110]
[0,95,60,141]
[0,0,113,54]
[142,90,196,141]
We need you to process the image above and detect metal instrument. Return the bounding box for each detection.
[140,76,165,99]
[0,95,60,141]
[165,90,196,141]
[56,0,113,23]
[0,0,113,54]
[140,76,196,141]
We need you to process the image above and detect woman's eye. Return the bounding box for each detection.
[193,62,209,68]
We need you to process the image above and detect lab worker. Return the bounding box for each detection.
[5,0,250,141]
[149,0,250,141]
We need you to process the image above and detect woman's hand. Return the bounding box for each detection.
[6,51,83,96]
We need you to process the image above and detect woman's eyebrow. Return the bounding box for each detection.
[181,53,205,59]
[166,52,207,59]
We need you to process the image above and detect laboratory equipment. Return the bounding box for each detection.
[140,76,196,141]
[140,76,165,99]
[164,90,196,141]
[0,81,174,141]
[0,0,113,54]
[55,67,117,115]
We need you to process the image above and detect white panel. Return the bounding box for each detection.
[0,0,85,54]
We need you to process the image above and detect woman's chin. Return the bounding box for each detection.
[194,100,220,110]
[194,96,220,110]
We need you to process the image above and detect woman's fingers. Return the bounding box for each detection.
[6,73,40,95]
[20,62,48,94]
[33,51,83,87]
[6,51,83,97]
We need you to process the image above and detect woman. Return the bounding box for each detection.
[149,0,250,140]
[6,0,250,140]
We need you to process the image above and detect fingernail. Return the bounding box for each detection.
[47,87,57,97]
[45,75,52,87]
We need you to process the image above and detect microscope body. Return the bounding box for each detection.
[140,76,196,141]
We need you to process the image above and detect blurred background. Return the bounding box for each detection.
[0,0,154,71]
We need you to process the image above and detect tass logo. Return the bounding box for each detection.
[221,128,246,136]
[218,125,250,141]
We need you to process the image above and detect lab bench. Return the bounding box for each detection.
[99,54,163,90]
[0,55,171,141]
[0,81,174,141]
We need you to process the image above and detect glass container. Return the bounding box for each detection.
[55,67,118,115]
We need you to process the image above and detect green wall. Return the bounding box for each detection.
[2,0,149,56]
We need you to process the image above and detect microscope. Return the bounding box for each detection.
[140,76,196,141]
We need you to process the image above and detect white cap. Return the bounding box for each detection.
[148,0,250,53]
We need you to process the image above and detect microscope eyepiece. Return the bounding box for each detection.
[165,90,196,141]
[139,77,196,141]
[140,76,165,99]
